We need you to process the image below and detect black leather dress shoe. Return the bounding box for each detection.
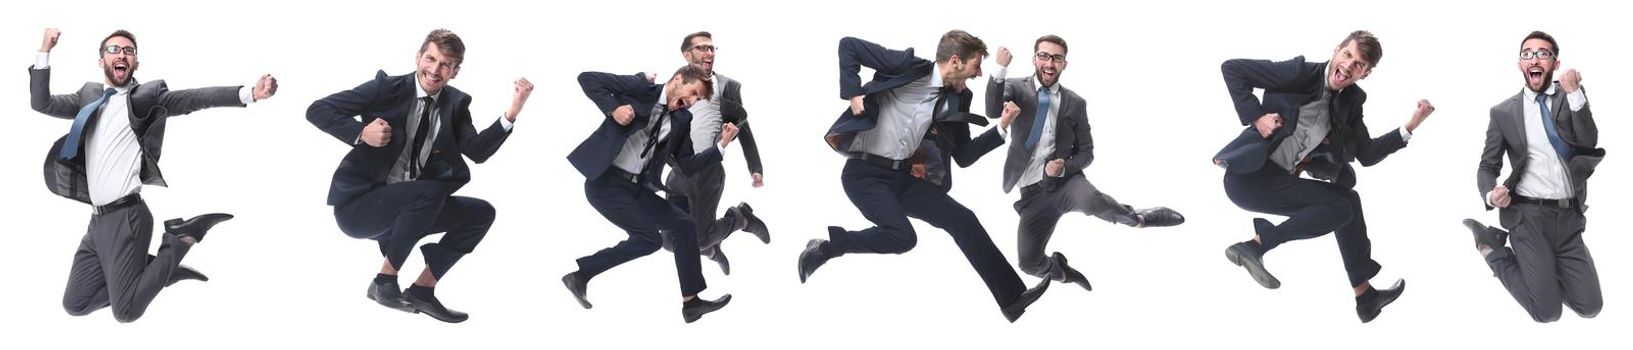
[1225,241,1280,289]
[736,203,771,244]
[1462,219,1508,250]
[681,294,732,323]
[798,238,833,283]
[1002,279,1051,322]
[166,264,208,287]
[562,272,592,309]
[1135,207,1185,227]
[1052,252,1092,292]
[1356,279,1406,323]
[164,213,234,243]
[366,279,414,313]
[404,291,469,323]
[706,246,731,275]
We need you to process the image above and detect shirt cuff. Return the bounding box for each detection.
[34,52,49,69]
[1398,126,1412,143]
[997,123,1010,140]
[1566,88,1588,111]
[1485,190,1497,207]
[238,86,256,104]
[499,114,515,132]
[990,67,1007,81]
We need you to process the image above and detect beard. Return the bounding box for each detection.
[103,65,134,87]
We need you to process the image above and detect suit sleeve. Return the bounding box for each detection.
[1565,87,1597,148]
[1062,104,1095,171]
[307,71,387,144]
[1221,57,1308,125]
[454,96,510,164]
[984,76,1008,123]
[739,122,763,174]
[1477,107,1506,210]
[152,81,248,118]
[1348,94,1408,167]
[954,127,1005,168]
[837,36,930,100]
[28,67,83,119]
[577,71,653,118]
[668,114,724,176]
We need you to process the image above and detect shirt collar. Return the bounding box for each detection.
[1522,83,1557,101]
[930,64,945,89]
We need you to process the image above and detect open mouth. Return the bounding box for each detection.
[113,62,129,74]
[1039,69,1057,81]
[1331,67,1350,86]
[1527,67,1545,85]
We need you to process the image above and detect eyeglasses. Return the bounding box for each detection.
[1519,49,1554,60]
[1034,52,1066,64]
[103,45,137,55]
[689,45,717,53]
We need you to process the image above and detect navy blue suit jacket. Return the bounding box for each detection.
[1213,56,1405,187]
[307,71,511,205]
[567,72,721,192]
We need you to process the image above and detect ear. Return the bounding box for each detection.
[449,65,461,80]
[1550,59,1561,70]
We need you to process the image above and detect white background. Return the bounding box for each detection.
[2,0,1627,348]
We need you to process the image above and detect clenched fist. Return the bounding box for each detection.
[360,118,391,147]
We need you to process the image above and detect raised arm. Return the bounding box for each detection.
[837,36,930,100]
[1221,56,1309,125]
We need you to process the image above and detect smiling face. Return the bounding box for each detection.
[1518,38,1559,92]
[683,36,716,74]
[416,42,460,95]
[1033,41,1067,87]
[941,53,985,92]
[1326,39,1372,91]
[666,78,707,111]
[98,35,138,87]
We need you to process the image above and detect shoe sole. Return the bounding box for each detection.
[562,275,593,309]
[1225,246,1281,289]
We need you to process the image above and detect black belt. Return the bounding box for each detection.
[1513,195,1572,209]
[93,194,142,215]
[1019,181,1046,197]
[604,167,641,184]
[852,152,910,171]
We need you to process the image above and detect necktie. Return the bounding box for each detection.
[59,88,118,160]
[1536,93,1572,159]
[409,96,433,179]
[640,108,669,158]
[1025,87,1051,149]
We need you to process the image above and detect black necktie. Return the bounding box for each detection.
[640,107,669,158]
[409,96,433,179]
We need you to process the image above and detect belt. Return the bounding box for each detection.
[92,194,142,215]
[1019,181,1046,197]
[852,152,910,171]
[1513,195,1572,209]
[604,167,641,184]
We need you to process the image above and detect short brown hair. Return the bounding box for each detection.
[1338,30,1382,68]
[681,31,713,52]
[1034,35,1067,55]
[672,64,715,101]
[101,30,137,55]
[1522,31,1559,56]
[935,30,988,63]
[419,29,466,66]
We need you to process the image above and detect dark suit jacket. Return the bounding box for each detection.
[567,72,721,192]
[1213,56,1406,187]
[822,36,991,191]
[307,71,511,206]
[1478,87,1604,228]
[983,76,1093,194]
[30,67,246,205]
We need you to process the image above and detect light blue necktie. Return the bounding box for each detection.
[60,88,118,161]
[1536,92,1572,159]
[1025,87,1050,149]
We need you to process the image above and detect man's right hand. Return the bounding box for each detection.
[360,118,391,147]
[1000,101,1021,130]
[849,95,866,116]
[996,46,1012,68]
[1254,113,1283,139]
[611,105,635,126]
[1490,185,1511,208]
[41,28,60,53]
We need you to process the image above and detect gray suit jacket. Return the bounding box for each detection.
[30,67,246,205]
[984,75,1092,194]
[1478,86,1604,228]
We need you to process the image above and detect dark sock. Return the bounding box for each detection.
[406,284,436,300]
[1356,287,1379,303]
[374,273,396,284]
[684,297,708,307]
